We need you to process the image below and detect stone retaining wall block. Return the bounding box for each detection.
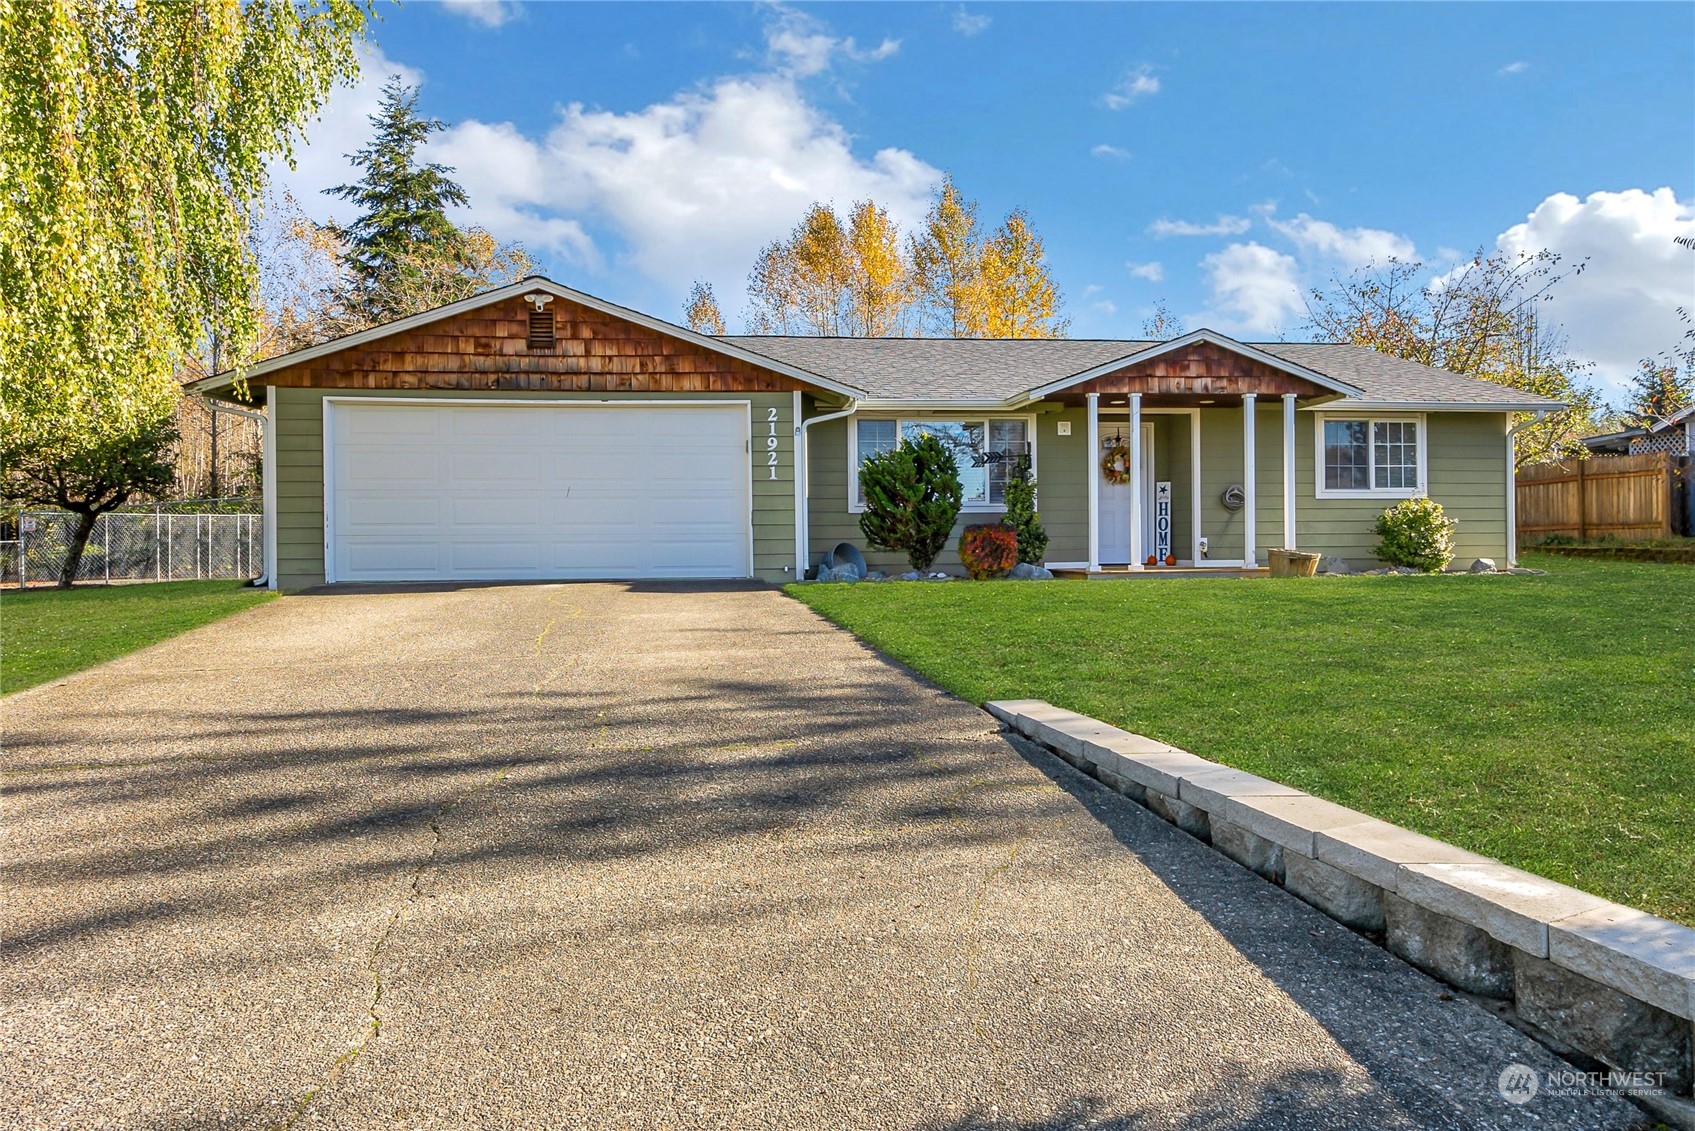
[1146,789,1211,843]
[1284,852,1386,933]
[1385,893,1515,1000]
[1514,951,1693,1094]
[1397,862,1613,958]
[1210,819,1286,884]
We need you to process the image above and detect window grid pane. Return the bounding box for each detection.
[1324,420,1369,491]
[902,421,987,502]
[987,420,1028,504]
[1373,421,1418,490]
[854,419,897,504]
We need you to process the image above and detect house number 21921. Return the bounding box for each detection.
[765,407,780,480]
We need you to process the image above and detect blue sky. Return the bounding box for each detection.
[274,1,1695,397]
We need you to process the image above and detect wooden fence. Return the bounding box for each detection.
[1516,452,1692,542]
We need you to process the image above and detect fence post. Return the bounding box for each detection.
[104,517,111,584]
[1576,458,1586,541]
[1666,452,1676,541]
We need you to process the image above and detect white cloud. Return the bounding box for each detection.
[951,7,991,36]
[439,0,520,28]
[1091,299,1118,316]
[1491,188,1695,392]
[1199,242,1304,334]
[1126,260,1164,282]
[1090,143,1130,160]
[1148,214,1252,238]
[766,5,898,77]
[1266,212,1417,268]
[431,73,940,292]
[1101,65,1160,110]
[1497,60,1529,76]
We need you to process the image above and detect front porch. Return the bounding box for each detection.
[1033,333,1357,574]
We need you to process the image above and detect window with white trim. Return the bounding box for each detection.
[852,417,1030,508]
[1318,416,1423,497]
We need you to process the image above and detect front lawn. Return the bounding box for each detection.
[788,554,1695,924]
[1,581,274,694]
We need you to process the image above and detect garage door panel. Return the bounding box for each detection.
[331,403,750,582]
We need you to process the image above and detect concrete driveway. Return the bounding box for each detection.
[1,583,1647,1130]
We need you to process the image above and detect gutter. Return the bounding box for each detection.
[205,401,275,590]
[1505,409,1550,567]
[796,399,859,578]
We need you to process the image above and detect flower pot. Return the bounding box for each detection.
[1268,548,1322,577]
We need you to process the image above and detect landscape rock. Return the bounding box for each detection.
[1468,557,1497,573]
[1319,556,1354,575]
[1007,562,1056,580]
[900,571,923,581]
[816,565,860,583]
[863,571,886,581]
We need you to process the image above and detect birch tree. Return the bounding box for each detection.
[976,210,1068,339]
[684,281,727,335]
[0,0,367,583]
[844,200,913,336]
[909,177,983,337]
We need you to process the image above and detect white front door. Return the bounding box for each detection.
[326,401,752,582]
[1098,422,1155,564]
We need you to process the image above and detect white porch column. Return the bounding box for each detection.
[1128,393,1144,569]
[1282,393,1297,549]
[1086,393,1101,572]
[1242,393,1257,567]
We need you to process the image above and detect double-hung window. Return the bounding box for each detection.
[1317,415,1424,498]
[852,417,1031,508]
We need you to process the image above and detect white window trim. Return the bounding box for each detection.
[1313,411,1428,500]
[848,413,1038,513]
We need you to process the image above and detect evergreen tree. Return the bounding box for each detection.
[326,76,469,321]
[1000,456,1048,564]
[1625,359,1694,426]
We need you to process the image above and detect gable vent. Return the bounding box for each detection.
[527,308,556,351]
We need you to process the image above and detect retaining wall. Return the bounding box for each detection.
[987,699,1695,1120]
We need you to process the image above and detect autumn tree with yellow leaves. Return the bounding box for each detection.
[740,178,1066,339]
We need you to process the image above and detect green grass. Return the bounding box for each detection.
[789,554,1695,924]
[1,581,274,695]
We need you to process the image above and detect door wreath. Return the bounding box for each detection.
[1101,442,1132,485]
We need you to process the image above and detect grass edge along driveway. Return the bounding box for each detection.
[788,554,1695,925]
[1,580,274,694]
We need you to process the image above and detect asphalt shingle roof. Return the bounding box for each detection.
[721,334,1563,408]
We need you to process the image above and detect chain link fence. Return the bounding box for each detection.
[0,504,264,587]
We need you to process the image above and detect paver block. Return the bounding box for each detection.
[1550,904,1695,1021]
[1221,793,1371,858]
[1314,818,1494,890]
[1089,747,1219,796]
[1285,852,1385,933]
[1385,892,1515,999]
[999,701,1078,742]
[1211,819,1285,883]
[1396,862,1612,958]
[1146,789,1211,842]
[1515,951,1693,1091]
[1177,767,1302,815]
[1096,767,1148,806]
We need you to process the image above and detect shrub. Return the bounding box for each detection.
[959,524,1018,579]
[1000,456,1048,564]
[858,432,963,571]
[1373,496,1457,572]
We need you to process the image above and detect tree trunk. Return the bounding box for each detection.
[57,511,98,588]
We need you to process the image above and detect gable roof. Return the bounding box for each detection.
[191,276,864,400]
[195,275,1563,413]
[1648,402,1695,432]
[726,334,1562,411]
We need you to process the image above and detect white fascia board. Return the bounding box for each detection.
[1302,400,1566,413]
[189,277,866,400]
[855,397,1026,412]
[1024,328,1364,400]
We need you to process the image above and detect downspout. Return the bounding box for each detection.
[1505,410,1549,567]
[210,401,275,589]
[796,399,860,578]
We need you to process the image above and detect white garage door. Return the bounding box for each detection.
[327,401,752,582]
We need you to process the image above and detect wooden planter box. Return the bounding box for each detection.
[1268,548,1321,577]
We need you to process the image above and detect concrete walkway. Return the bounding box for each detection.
[1,583,1648,1130]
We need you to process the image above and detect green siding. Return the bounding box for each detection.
[270,387,798,591]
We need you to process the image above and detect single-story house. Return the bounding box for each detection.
[194,276,1562,590]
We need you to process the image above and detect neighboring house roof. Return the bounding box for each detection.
[196,275,1563,413]
[1581,428,1644,454]
[1647,403,1695,433]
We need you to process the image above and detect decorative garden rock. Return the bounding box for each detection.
[816,565,860,583]
[900,571,923,581]
[1319,556,1353,576]
[1468,558,1498,574]
[1008,563,1055,580]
